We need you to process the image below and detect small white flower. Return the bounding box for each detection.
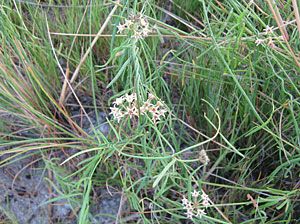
[155,101,163,107]
[255,38,264,46]
[140,17,148,27]
[126,106,138,118]
[186,209,194,219]
[192,190,200,199]
[109,107,124,123]
[152,114,161,123]
[158,108,167,117]
[148,93,155,100]
[267,38,276,48]
[124,19,133,27]
[202,200,209,207]
[132,30,143,39]
[149,105,159,114]
[201,191,209,201]
[264,25,274,34]
[113,96,125,106]
[140,101,152,114]
[185,202,193,210]
[142,27,151,37]
[182,196,189,206]
[182,196,193,210]
[201,191,210,207]
[117,23,126,33]
[196,208,206,218]
[125,93,136,103]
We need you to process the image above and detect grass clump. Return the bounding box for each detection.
[0,0,299,223]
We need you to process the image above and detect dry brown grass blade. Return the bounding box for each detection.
[58,66,70,105]
[59,0,91,104]
[46,16,96,136]
[265,0,289,40]
[58,0,120,105]
[292,0,300,36]
[266,0,300,68]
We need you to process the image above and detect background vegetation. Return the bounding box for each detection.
[0,0,299,223]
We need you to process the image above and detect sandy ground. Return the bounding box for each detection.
[0,110,123,223]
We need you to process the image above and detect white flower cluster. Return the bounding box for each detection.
[109,92,167,123]
[182,189,210,220]
[255,25,283,48]
[117,13,152,39]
